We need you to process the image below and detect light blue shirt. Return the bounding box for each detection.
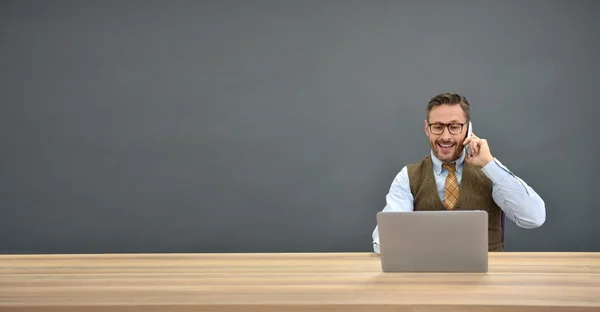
[372,149,546,254]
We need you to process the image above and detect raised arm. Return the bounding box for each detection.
[463,134,546,229]
[482,158,546,228]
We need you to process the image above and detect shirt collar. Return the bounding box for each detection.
[430,148,466,176]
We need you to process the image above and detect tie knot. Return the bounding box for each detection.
[443,163,456,173]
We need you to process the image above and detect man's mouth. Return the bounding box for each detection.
[437,142,455,153]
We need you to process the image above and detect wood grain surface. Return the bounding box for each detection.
[1,252,599,311]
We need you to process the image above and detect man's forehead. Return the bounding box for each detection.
[429,105,467,122]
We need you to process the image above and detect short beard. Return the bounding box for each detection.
[429,139,464,162]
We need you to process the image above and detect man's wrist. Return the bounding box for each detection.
[481,157,511,183]
[482,155,494,167]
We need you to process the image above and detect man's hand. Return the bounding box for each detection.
[463,133,494,167]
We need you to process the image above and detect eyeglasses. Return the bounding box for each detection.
[428,122,467,135]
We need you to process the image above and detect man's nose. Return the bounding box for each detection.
[440,127,452,140]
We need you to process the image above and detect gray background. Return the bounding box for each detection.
[1,0,598,254]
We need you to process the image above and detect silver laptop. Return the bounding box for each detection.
[376,210,488,273]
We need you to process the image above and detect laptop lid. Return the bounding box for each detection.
[376,210,488,273]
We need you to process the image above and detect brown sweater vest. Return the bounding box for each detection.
[407,157,504,251]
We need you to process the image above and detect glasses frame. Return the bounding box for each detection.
[427,122,467,135]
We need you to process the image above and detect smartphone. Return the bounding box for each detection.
[465,121,473,157]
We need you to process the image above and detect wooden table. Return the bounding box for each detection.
[1,252,599,311]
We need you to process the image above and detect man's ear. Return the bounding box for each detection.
[424,120,430,138]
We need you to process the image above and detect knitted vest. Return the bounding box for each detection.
[407,157,504,251]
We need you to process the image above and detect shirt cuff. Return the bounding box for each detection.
[373,242,380,255]
[481,158,512,184]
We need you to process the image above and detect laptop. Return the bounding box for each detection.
[376,210,488,273]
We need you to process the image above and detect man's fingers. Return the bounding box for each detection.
[472,139,479,155]
[463,133,477,145]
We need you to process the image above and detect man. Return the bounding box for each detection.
[372,93,545,253]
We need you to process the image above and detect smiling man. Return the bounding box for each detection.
[372,93,546,253]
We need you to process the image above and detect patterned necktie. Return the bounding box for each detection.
[442,163,459,210]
